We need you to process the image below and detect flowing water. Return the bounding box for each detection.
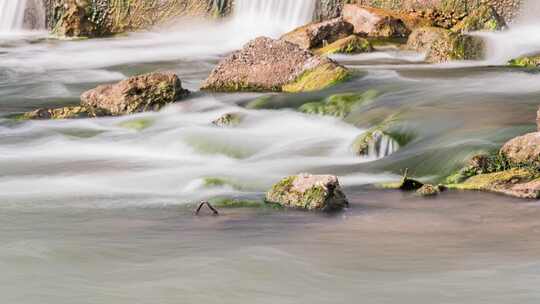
[2,0,540,303]
[0,0,27,33]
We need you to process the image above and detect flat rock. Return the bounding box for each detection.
[201,37,350,93]
[266,174,349,211]
[81,72,189,116]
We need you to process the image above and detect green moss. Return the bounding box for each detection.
[118,118,155,131]
[314,35,373,56]
[245,95,273,109]
[508,55,540,68]
[184,136,252,159]
[283,63,350,93]
[448,168,535,191]
[209,198,272,209]
[299,90,379,117]
[202,177,248,191]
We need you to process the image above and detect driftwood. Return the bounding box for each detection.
[194,201,219,216]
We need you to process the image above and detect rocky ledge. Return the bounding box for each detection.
[201,37,350,93]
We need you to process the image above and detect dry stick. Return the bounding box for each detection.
[194,201,219,216]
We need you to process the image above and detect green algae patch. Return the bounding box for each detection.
[508,55,540,68]
[447,168,535,191]
[314,35,373,56]
[184,136,253,159]
[283,63,350,93]
[118,117,155,131]
[209,198,283,210]
[451,5,506,33]
[245,95,273,109]
[299,89,379,117]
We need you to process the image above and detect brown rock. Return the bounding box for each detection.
[81,72,189,116]
[21,106,90,120]
[500,132,540,165]
[200,37,350,93]
[342,5,410,38]
[280,17,354,49]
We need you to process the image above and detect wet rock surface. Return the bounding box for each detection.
[343,5,410,38]
[500,132,540,166]
[281,17,354,50]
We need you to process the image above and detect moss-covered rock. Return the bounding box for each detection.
[508,54,540,68]
[20,106,91,120]
[266,174,349,211]
[451,5,506,33]
[299,90,378,117]
[202,37,350,93]
[407,27,485,63]
[314,35,374,56]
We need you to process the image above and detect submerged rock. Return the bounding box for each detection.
[212,112,245,127]
[406,27,485,63]
[299,90,378,117]
[352,129,399,157]
[314,35,373,56]
[280,17,353,50]
[451,5,506,33]
[201,37,350,93]
[500,132,540,166]
[21,106,90,120]
[342,5,410,38]
[81,72,189,116]
[266,174,349,211]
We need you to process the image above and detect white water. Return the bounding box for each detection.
[0,0,27,33]
[481,0,540,64]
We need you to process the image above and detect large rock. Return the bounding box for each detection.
[201,37,350,93]
[451,5,506,33]
[266,174,349,211]
[342,5,410,38]
[281,18,354,50]
[406,27,485,63]
[81,72,189,116]
[500,132,540,166]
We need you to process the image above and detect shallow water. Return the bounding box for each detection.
[2,5,540,303]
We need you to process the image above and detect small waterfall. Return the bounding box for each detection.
[232,0,316,35]
[481,0,540,64]
[365,132,400,160]
[0,0,28,32]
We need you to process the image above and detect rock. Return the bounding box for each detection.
[406,27,485,63]
[342,5,410,38]
[416,184,440,196]
[451,5,506,33]
[201,37,350,93]
[508,54,540,68]
[266,174,349,211]
[450,168,540,199]
[21,106,90,120]
[280,17,354,50]
[500,132,540,166]
[212,112,244,127]
[352,129,399,157]
[398,175,424,191]
[81,72,189,116]
[538,107,540,132]
[314,35,373,56]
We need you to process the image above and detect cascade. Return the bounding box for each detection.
[0,0,28,32]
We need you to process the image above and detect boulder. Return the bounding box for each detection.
[500,132,540,166]
[342,5,410,38]
[451,5,506,33]
[314,35,373,56]
[406,27,485,63]
[266,174,349,211]
[21,106,90,120]
[201,37,350,93]
[81,72,189,116]
[280,18,354,50]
